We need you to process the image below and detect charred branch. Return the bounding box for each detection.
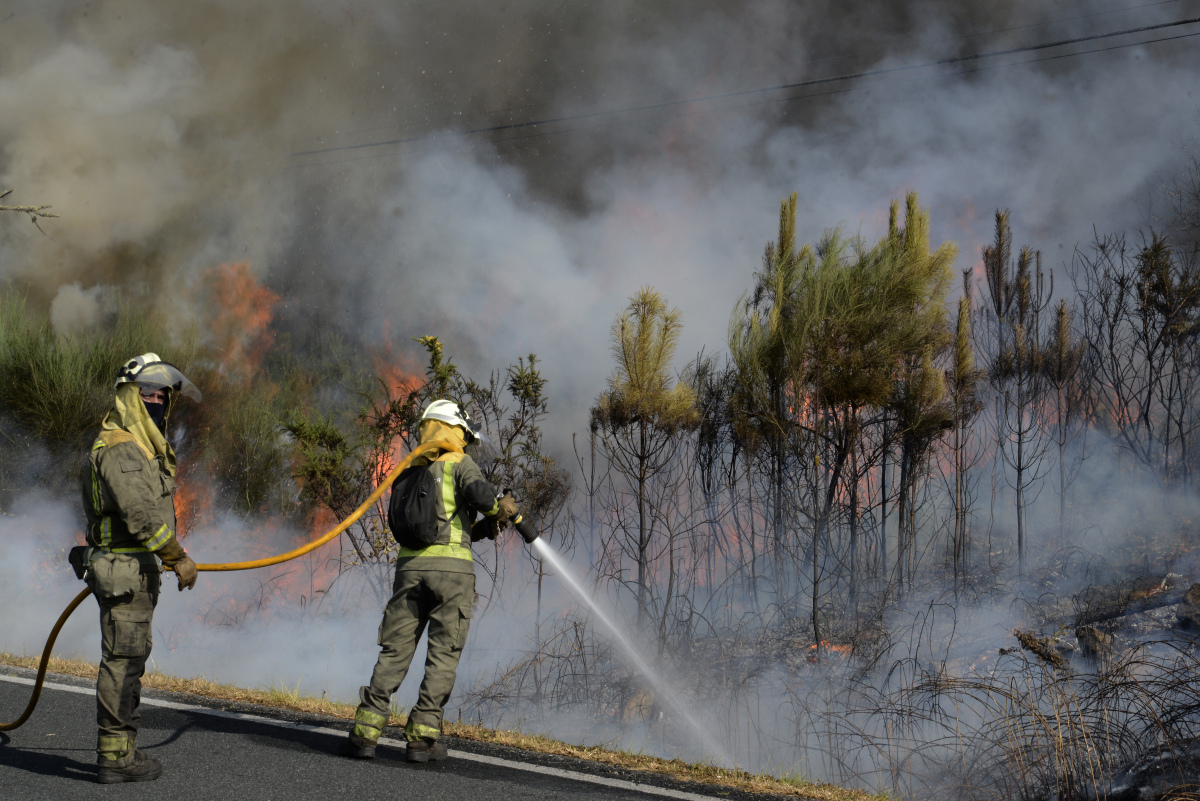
[1035,575,1192,629]
[0,189,59,233]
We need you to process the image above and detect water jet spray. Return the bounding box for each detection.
[529,536,732,767]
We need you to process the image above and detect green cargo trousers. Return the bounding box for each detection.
[95,571,159,766]
[352,568,474,744]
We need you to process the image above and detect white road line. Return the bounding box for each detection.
[0,674,726,801]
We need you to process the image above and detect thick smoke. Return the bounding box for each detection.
[2,1,1198,433]
[4,0,1200,787]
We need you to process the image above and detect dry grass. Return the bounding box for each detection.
[0,651,882,801]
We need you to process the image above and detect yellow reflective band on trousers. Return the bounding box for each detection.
[397,460,472,562]
[405,720,441,741]
[97,734,133,758]
[352,707,387,743]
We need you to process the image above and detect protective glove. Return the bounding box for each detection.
[472,516,501,542]
[172,556,198,591]
[156,538,198,591]
[496,493,519,526]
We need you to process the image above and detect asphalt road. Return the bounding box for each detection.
[0,668,750,801]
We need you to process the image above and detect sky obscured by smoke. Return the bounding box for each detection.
[6,2,1200,782]
[2,0,1199,439]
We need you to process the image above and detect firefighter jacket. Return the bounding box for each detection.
[395,418,501,575]
[80,383,180,570]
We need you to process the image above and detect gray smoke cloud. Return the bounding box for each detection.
[48,281,103,336]
[2,1,1198,437]
[4,0,1200,786]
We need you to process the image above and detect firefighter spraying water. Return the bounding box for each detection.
[3,385,733,778]
[345,399,534,762]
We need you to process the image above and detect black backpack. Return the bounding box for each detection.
[388,464,448,549]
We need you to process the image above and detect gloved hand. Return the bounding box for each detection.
[156,538,198,591]
[172,556,198,591]
[472,516,501,542]
[496,494,519,526]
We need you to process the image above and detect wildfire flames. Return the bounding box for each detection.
[807,642,853,662]
[372,322,426,474]
[373,322,424,399]
[165,265,428,621]
[174,473,215,542]
[204,262,280,382]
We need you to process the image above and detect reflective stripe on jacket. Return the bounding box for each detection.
[395,449,500,575]
[81,429,178,568]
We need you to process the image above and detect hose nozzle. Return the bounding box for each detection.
[500,489,539,543]
[512,513,539,544]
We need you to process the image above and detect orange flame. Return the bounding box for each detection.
[174,467,216,542]
[807,642,853,663]
[373,321,425,399]
[203,262,280,382]
[370,321,426,473]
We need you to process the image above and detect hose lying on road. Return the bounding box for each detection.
[0,438,459,732]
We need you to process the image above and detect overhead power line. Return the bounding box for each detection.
[303,0,1188,143]
[466,27,1200,151]
[292,15,1200,160]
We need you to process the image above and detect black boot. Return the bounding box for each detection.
[405,740,447,763]
[342,732,376,760]
[96,749,163,784]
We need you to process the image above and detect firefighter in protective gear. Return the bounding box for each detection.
[78,353,201,783]
[346,399,517,763]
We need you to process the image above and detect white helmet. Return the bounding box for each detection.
[115,353,202,402]
[421,399,479,443]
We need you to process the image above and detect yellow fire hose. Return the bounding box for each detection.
[0,438,458,732]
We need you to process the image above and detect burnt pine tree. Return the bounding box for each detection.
[592,287,700,628]
[1135,236,1200,485]
[881,196,956,595]
[731,191,955,638]
[1071,233,1200,485]
[1043,299,1086,545]
[807,194,954,636]
[980,211,1053,580]
[728,193,810,599]
[946,271,984,593]
[688,352,737,600]
[889,348,954,592]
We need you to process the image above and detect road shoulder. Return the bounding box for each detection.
[0,664,827,801]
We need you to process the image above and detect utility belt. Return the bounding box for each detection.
[69,545,160,601]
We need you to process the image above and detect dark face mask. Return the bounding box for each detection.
[143,400,167,430]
